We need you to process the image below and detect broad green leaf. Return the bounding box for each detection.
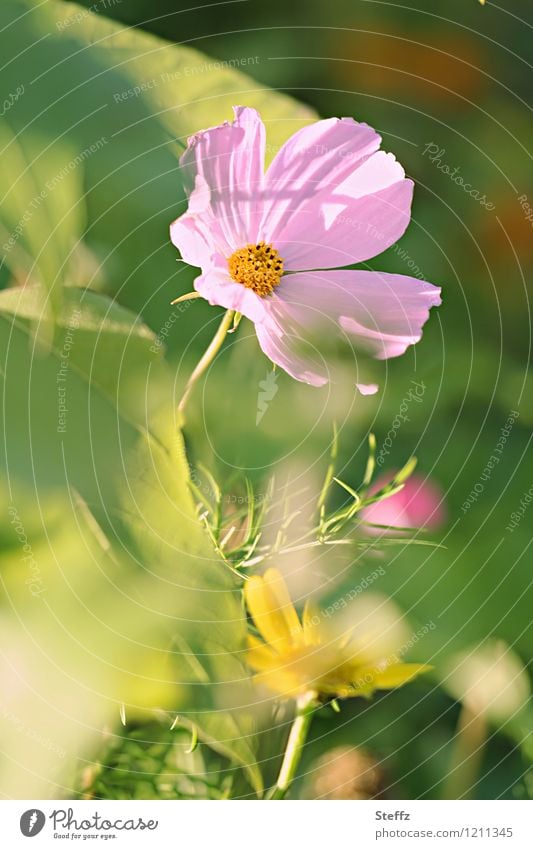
[114,429,263,794]
[0,285,168,498]
[0,0,317,796]
[0,286,262,795]
[0,0,316,325]
[0,121,84,311]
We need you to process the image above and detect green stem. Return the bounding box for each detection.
[178,309,235,420]
[269,692,317,800]
[442,704,487,800]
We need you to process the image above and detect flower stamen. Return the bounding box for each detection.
[228,241,284,297]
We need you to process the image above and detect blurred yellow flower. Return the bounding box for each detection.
[245,568,431,700]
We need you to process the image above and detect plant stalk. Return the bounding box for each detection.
[442,704,487,799]
[269,692,317,799]
[178,309,235,419]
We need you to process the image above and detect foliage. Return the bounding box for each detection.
[0,0,530,802]
[76,722,238,800]
[189,433,437,580]
[0,0,320,799]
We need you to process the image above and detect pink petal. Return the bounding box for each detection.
[253,318,380,391]
[263,117,380,230]
[252,268,439,386]
[259,118,412,268]
[254,314,329,386]
[362,474,446,532]
[170,175,234,268]
[180,106,265,250]
[273,179,413,270]
[356,382,379,396]
[266,270,441,363]
[193,267,268,324]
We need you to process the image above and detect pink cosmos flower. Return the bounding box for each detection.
[361,472,446,533]
[170,107,441,391]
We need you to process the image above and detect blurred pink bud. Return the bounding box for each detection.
[361,472,446,533]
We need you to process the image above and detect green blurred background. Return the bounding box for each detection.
[0,0,531,800]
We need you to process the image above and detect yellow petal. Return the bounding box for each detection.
[245,571,295,651]
[362,662,432,691]
[246,634,278,672]
[253,667,305,699]
[302,600,323,646]
[338,625,358,650]
[321,681,376,699]
[263,568,302,641]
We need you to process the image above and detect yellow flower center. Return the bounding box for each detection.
[228,241,284,297]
